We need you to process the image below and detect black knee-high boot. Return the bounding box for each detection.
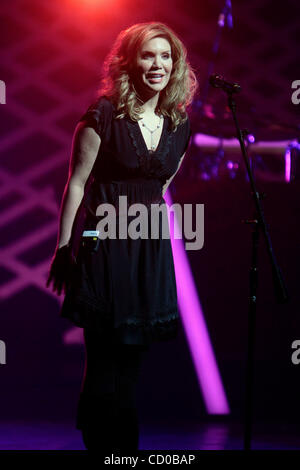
[115,404,139,451]
[78,373,141,452]
[77,327,146,452]
[78,391,117,451]
[114,356,141,451]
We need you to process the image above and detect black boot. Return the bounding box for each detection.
[114,405,139,452]
[78,392,120,452]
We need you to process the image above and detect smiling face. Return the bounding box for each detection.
[133,36,173,100]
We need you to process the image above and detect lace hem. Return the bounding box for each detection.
[60,291,179,338]
[115,309,178,329]
[114,311,179,345]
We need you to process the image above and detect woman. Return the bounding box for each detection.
[46,21,198,452]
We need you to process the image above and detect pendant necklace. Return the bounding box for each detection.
[140,115,163,151]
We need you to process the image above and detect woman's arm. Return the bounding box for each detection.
[56,122,101,249]
[46,122,101,295]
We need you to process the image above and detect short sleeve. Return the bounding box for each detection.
[175,116,192,157]
[77,96,113,140]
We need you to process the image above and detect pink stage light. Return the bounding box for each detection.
[285,147,291,183]
[164,190,230,414]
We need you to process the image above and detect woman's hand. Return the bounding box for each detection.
[46,244,75,296]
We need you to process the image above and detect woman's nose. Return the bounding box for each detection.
[152,55,162,68]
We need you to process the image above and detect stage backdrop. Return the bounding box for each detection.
[0,0,299,429]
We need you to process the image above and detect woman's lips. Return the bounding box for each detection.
[147,74,165,83]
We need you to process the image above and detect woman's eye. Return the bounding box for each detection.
[141,54,170,60]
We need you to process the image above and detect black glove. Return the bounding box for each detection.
[46,244,75,296]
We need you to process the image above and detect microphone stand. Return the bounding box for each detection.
[223,90,289,450]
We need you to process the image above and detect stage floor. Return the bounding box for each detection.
[0,418,299,450]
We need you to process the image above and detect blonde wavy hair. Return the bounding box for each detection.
[97,21,198,131]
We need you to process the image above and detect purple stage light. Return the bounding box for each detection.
[164,190,230,414]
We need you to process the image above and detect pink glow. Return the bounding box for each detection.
[164,190,230,414]
[285,147,291,182]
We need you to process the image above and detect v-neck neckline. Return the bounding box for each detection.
[125,115,173,176]
[135,116,166,156]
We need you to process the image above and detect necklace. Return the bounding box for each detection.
[140,115,163,151]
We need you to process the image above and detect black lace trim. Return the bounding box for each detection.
[116,309,179,329]
[61,291,178,331]
[125,118,173,179]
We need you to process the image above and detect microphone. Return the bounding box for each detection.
[209,73,241,94]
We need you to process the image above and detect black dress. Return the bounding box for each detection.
[60,96,192,347]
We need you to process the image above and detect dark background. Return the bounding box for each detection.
[0,0,299,438]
